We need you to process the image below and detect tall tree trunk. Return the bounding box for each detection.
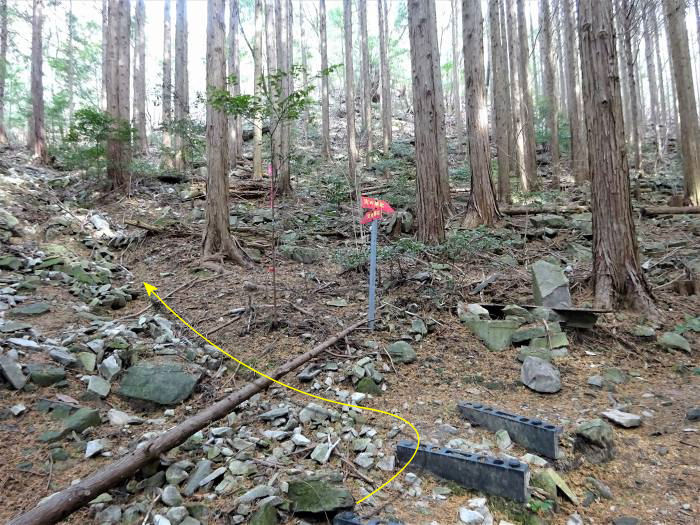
[0,0,8,144]
[162,0,173,167]
[106,0,131,191]
[664,0,700,205]
[31,0,47,164]
[517,0,537,190]
[203,0,247,265]
[319,0,331,159]
[407,0,448,243]
[578,0,655,314]
[643,4,662,162]
[540,0,560,187]
[298,1,309,145]
[358,0,372,163]
[253,0,263,179]
[228,0,242,168]
[620,0,641,173]
[133,0,147,155]
[265,0,280,183]
[654,2,669,149]
[378,0,392,155]
[462,0,500,227]
[343,0,359,196]
[451,0,464,155]
[66,0,75,129]
[275,0,291,194]
[563,0,587,182]
[101,0,108,111]
[489,0,510,203]
[500,0,516,185]
[506,0,526,191]
[614,1,632,143]
[174,0,189,171]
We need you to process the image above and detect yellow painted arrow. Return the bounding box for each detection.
[142,282,420,504]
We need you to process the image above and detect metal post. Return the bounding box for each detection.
[368,218,378,330]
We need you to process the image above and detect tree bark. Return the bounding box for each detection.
[253,0,263,179]
[620,0,641,173]
[643,4,662,162]
[462,0,500,227]
[106,0,131,192]
[66,0,75,129]
[6,318,365,525]
[654,1,669,149]
[343,0,359,197]
[451,0,464,156]
[133,0,147,155]
[489,0,510,204]
[540,0,560,187]
[664,0,700,206]
[30,0,47,163]
[407,0,448,244]
[203,0,247,265]
[517,0,537,190]
[359,0,372,164]
[378,0,392,156]
[174,0,189,171]
[228,0,242,168]
[265,0,280,183]
[320,0,331,159]
[563,0,587,183]
[0,0,8,144]
[506,0,526,191]
[275,0,291,194]
[298,1,309,145]
[162,0,173,167]
[101,0,108,111]
[578,0,655,313]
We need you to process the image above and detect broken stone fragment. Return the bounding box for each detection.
[287,480,353,513]
[0,354,27,389]
[118,363,199,405]
[466,319,521,351]
[658,332,691,352]
[601,409,642,428]
[520,356,561,393]
[574,418,615,463]
[386,341,416,363]
[531,260,572,308]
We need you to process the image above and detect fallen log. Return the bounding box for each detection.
[501,205,590,215]
[640,206,700,217]
[8,318,366,525]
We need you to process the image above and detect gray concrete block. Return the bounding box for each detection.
[458,401,562,459]
[395,441,530,502]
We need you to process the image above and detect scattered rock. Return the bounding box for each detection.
[531,260,572,307]
[686,407,700,421]
[236,485,275,504]
[520,356,561,393]
[658,332,691,352]
[466,319,521,351]
[612,518,640,525]
[87,375,111,398]
[11,403,27,416]
[601,409,642,428]
[163,485,184,506]
[118,364,199,405]
[11,302,51,316]
[85,438,107,458]
[107,408,143,426]
[0,354,27,389]
[574,418,615,463]
[459,508,485,524]
[287,480,353,513]
[183,460,213,496]
[249,503,278,525]
[386,341,416,364]
[26,363,66,386]
[355,377,382,395]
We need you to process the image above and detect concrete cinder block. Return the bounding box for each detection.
[333,512,403,525]
[458,401,562,459]
[395,441,530,502]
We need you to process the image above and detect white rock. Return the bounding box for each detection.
[459,508,485,524]
[153,515,172,525]
[10,404,26,416]
[85,439,107,458]
[601,409,642,428]
[291,433,310,446]
[107,409,143,426]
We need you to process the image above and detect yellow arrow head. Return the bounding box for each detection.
[143,282,158,296]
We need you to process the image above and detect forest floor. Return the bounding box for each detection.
[0,128,698,525]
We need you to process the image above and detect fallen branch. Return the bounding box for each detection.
[501,205,590,215]
[640,206,700,217]
[8,317,366,525]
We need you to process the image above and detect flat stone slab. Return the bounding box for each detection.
[118,363,200,405]
[466,319,521,351]
[0,354,27,389]
[11,302,51,316]
[287,479,353,513]
[531,260,571,308]
[521,356,561,393]
[601,409,642,428]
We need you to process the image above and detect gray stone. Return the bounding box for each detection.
[631,325,655,338]
[85,439,107,458]
[658,332,691,352]
[298,402,335,424]
[466,319,521,351]
[495,429,512,450]
[10,403,26,416]
[64,408,102,433]
[601,409,642,428]
[107,408,143,426]
[249,504,277,525]
[0,354,27,389]
[511,326,547,343]
[285,246,321,264]
[153,515,172,525]
[517,347,552,362]
[354,452,374,469]
[311,443,332,464]
[531,260,572,307]
[259,407,289,421]
[386,341,416,364]
[236,485,274,504]
[686,407,700,421]
[530,332,569,349]
[11,302,50,316]
[459,508,485,524]
[26,363,66,386]
[612,518,640,525]
[118,364,199,405]
[87,375,111,398]
[355,377,382,395]
[291,433,310,447]
[99,355,121,380]
[77,352,96,372]
[585,477,613,499]
[163,485,184,506]
[574,419,615,463]
[520,356,561,393]
[6,337,41,349]
[165,506,189,525]
[183,460,212,496]
[180,518,201,525]
[198,466,226,487]
[0,320,32,333]
[287,480,353,513]
[410,318,428,335]
[95,504,122,523]
[587,375,604,388]
[602,367,628,385]
[530,214,568,229]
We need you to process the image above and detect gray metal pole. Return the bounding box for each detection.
[368,218,378,330]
